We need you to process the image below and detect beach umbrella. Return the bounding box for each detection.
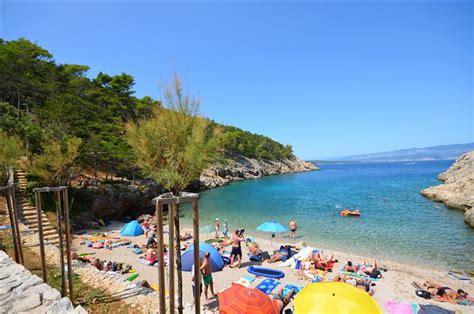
[199,225,215,239]
[256,221,287,248]
[218,283,278,314]
[181,243,224,272]
[294,282,382,314]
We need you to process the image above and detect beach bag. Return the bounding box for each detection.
[415,290,432,300]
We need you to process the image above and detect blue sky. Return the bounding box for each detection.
[2,1,472,159]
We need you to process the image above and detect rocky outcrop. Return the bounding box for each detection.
[198,153,317,189]
[90,182,165,220]
[421,151,474,227]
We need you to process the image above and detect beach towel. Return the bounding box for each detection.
[256,278,281,295]
[243,275,255,283]
[282,284,303,298]
[385,300,416,314]
[234,275,256,288]
[150,284,170,295]
[234,277,251,287]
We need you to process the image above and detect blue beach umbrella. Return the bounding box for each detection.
[257,221,287,248]
[257,221,287,233]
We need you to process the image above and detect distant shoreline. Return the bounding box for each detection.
[312,159,457,165]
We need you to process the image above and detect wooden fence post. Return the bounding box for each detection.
[62,188,74,304]
[156,202,166,314]
[34,192,47,283]
[192,200,200,314]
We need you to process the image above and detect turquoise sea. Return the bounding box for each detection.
[182,161,474,271]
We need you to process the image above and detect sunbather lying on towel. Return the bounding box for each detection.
[412,280,464,304]
[343,260,358,272]
[361,259,382,279]
[272,288,295,313]
[139,248,159,265]
[333,274,375,296]
[312,252,337,270]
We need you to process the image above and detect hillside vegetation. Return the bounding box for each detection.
[0,38,293,183]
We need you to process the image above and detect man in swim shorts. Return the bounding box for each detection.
[289,219,297,239]
[200,252,215,301]
[230,229,245,268]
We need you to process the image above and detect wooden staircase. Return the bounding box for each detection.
[14,170,60,246]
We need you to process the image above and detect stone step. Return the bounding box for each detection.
[23,209,45,216]
[23,217,50,224]
[28,225,57,233]
[22,209,40,215]
[25,228,58,237]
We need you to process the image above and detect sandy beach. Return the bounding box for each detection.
[71,221,473,313]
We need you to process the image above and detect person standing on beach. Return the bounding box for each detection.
[191,261,202,306]
[289,219,297,239]
[200,252,215,301]
[222,220,229,238]
[230,229,245,268]
[214,218,221,238]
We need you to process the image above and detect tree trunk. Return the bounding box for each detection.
[174,203,183,313]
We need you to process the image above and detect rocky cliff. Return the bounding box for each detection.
[199,153,318,189]
[421,151,474,227]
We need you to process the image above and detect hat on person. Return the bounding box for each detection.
[215,218,219,221]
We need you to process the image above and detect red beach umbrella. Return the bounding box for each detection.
[218,283,278,314]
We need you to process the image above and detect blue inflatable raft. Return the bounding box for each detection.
[247,266,285,279]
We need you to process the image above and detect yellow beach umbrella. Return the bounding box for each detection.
[294,282,382,314]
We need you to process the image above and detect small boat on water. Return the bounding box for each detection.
[340,209,361,217]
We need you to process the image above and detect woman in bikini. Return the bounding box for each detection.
[412,280,459,303]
